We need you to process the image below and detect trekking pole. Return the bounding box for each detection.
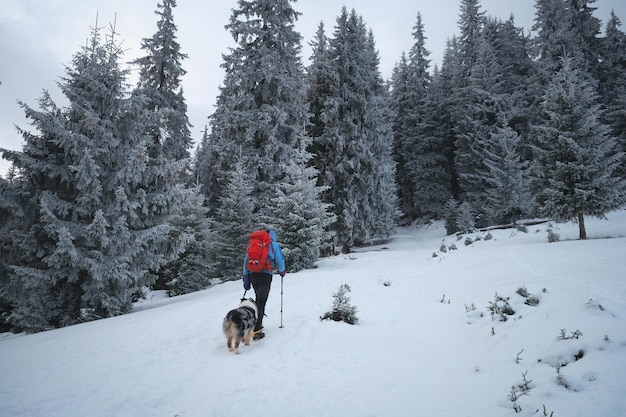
[279,275,284,328]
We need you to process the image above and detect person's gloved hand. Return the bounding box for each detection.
[243,275,250,290]
[279,270,286,278]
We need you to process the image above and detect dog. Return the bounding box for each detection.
[222,298,258,354]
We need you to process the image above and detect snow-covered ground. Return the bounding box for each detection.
[1,211,625,417]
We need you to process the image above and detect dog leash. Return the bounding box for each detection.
[240,289,247,302]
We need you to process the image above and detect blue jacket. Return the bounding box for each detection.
[243,229,286,276]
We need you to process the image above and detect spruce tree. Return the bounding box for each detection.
[406,14,451,220]
[134,0,210,295]
[198,0,309,211]
[213,161,255,280]
[0,25,189,331]
[483,126,532,224]
[158,189,216,296]
[431,39,462,202]
[196,0,334,273]
[532,0,602,77]
[390,13,449,221]
[531,57,626,239]
[453,0,488,211]
[456,0,486,76]
[133,0,192,163]
[267,143,336,271]
[389,55,415,220]
[313,7,398,251]
[598,11,626,178]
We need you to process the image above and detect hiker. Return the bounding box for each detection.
[242,229,286,340]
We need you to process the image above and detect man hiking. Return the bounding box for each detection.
[242,229,286,340]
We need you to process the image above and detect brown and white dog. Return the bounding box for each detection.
[222,298,258,354]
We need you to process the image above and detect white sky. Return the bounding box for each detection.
[1,0,624,177]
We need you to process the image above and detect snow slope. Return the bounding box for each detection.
[1,211,625,417]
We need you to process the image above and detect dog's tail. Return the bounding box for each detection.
[223,319,234,336]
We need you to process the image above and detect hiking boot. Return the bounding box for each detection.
[253,330,265,340]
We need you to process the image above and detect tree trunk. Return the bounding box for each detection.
[577,210,587,240]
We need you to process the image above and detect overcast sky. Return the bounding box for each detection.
[1,0,624,178]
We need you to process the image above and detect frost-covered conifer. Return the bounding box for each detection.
[266,143,336,272]
[456,201,477,234]
[483,126,532,224]
[312,8,398,251]
[320,284,358,325]
[0,25,190,331]
[213,161,255,281]
[133,0,210,295]
[133,0,192,163]
[598,11,626,178]
[197,0,309,213]
[196,0,330,272]
[531,57,626,239]
[158,190,216,296]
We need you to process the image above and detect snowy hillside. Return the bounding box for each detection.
[1,211,625,417]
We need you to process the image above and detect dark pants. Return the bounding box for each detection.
[249,272,272,331]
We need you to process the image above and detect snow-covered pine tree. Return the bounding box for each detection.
[306,21,333,156]
[389,13,448,222]
[531,56,626,239]
[491,17,537,162]
[314,7,398,252]
[598,11,626,178]
[430,39,463,202]
[404,14,451,221]
[443,199,460,235]
[320,283,358,325]
[197,0,310,216]
[133,0,210,295]
[213,161,255,281]
[455,30,508,221]
[483,126,532,225]
[532,0,572,67]
[531,0,602,78]
[389,54,415,220]
[0,25,190,331]
[195,0,331,271]
[133,0,192,163]
[193,126,222,213]
[267,141,336,271]
[361,30,400,241]
[453,0,489,213]
[0,175,23,331]
[456,201,476,234]
[456,0,486,76]
[160,189,216,296]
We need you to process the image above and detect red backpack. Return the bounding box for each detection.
[246,230,272,273]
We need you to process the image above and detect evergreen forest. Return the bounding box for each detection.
[1,0,625,332]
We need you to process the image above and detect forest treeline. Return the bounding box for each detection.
[1,0,625,332]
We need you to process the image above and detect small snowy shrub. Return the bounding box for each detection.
[464,237,473,246]
[456,201,476,234]
[516,286,540,306]
[488,292,515,321]
[320,284,358,325]
[516,286,529,297]
[444,199,459,235]
[558,329,583,340]
[378,278,392,287]
[547,229,560,243]
[484,232,493,241]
